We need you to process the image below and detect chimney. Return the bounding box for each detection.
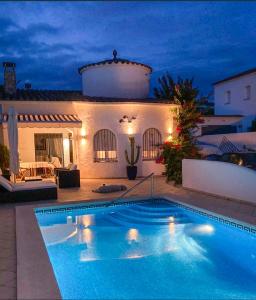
[3,62,16,95]
[24,82,31,90]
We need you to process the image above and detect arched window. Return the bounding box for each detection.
[143,128,162,160]
[93,129,117,162]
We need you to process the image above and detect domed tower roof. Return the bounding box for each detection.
[78,50,152,74]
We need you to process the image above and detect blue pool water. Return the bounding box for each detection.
[35,199,256,299]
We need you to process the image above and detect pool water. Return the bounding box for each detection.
[36,199,256,299]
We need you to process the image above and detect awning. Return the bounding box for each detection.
[1,113,82,128]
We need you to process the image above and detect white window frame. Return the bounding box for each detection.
[93,129,117,163]
[143,128,162,161]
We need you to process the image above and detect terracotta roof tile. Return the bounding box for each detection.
[213,68,256,85]
[0,89,170,104]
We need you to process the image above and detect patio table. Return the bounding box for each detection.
[20,161,54,177]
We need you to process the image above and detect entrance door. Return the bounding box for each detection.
[34,133,64,165]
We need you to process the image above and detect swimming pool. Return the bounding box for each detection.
[35,198,256,299]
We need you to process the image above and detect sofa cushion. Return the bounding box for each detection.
[69,164,77,170]
[0,176,14,192]
[12,181,57,192]
[93,184,127,194]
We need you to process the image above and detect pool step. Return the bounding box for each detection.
[107,210,191,227]
[126,206,183,217]
[130,205,182,214]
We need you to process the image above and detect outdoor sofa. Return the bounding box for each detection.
[0,175,57,202]
[54,164,80,188]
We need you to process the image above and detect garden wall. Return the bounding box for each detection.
[182,159,256,204]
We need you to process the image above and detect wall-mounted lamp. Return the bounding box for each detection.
[80,128,87,139]
[80,128,87,145]
[127,126,133,135]
[119,115,136,123]
[167,127,173,141]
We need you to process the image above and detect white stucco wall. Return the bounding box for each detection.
[0,100,176,178]
[182,159,256,204]
[81,63,151,99]
[73,101,175,178]
[214,73,256,130]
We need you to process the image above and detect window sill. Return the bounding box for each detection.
[142,158,157,161]
[94,160,118,163]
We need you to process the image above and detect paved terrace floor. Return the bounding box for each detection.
[1,176,256,299]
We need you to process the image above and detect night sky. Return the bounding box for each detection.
[0,1,256,98]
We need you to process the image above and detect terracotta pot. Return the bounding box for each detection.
[126,166,137,180]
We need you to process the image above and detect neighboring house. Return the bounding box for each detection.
[0,51,177,178]
[213,68,256,132]
[196,115,243,136]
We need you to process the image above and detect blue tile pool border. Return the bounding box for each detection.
[35,197,256,236]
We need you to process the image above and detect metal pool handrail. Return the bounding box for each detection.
[109,172,155,205]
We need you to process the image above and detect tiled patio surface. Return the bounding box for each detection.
[1,176,256,299]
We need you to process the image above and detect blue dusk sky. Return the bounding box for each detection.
[0,1,256,98]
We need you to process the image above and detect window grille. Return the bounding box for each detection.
[143,128,162,160]
[93,129,117,162]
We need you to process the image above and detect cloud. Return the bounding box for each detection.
[0,1,255,95]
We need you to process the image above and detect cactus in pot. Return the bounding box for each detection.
[125,137,140,180]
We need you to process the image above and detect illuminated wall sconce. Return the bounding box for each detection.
[167,128,173,141]
[119,115,136,123]
[80,128,87,145]
[127,126,133,136]
[80,128,87,139]
[119,115,137,135]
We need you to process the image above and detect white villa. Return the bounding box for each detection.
[213,68,256,131]
[196,68,256,136]
[0,51,177,178]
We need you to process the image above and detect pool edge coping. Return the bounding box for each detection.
[16,194,256,300]
[16,205,61,300]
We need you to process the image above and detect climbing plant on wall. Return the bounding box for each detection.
[154,74,204,184]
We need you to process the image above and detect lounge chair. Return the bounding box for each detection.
[0,175,57,202]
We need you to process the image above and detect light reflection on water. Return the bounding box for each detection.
[41,215,209,263]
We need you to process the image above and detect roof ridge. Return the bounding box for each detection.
[213,67,256,85]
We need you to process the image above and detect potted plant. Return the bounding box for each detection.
[125,137,140,180]
[0,144,10,180]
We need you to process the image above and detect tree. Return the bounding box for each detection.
[153,73,176,100]
[155,74,204,184]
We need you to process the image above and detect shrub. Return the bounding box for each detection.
[154,75,204,184]
[0,144,10,173]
